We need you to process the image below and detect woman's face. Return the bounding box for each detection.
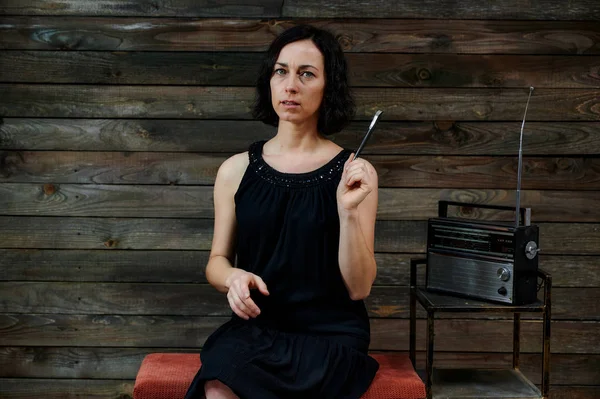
[270,39,326,127]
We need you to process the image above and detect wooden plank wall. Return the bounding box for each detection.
[1,1,599,398]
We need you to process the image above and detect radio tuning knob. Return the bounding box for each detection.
[497,267,511,282]
[525,241,539,259]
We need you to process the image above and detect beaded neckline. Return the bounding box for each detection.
[249,140,349,188]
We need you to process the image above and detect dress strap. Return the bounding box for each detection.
[247,140,264,166]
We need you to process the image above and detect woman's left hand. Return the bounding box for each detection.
[337,153,377,212]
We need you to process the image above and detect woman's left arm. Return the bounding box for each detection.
[337,153,379,300]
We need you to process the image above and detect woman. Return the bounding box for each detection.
[185,24,380,399]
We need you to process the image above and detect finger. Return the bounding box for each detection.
[346,171,365,187]
[345,161,367,173]
[242,296,262,316]
[236,278,251,299]
[232,287,261,316]
[345,152,354,167]
[346,163,370,181]
[342,153,354,175]
[231,290,256,318]
[253,276,270,296]
[231,303,249,320]
[227,292,249,320]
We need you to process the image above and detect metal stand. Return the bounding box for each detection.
[409,258,551,399]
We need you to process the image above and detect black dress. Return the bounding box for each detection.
[185,140,379,399]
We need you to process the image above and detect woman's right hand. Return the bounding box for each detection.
[225,269,270,320]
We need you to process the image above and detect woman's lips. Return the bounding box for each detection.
[281,100,300,108]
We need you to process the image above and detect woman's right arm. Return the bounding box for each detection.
[205,152,269,319]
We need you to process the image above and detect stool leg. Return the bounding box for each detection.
[542,275,552,398]
[426,311,434,399]
[410,258,418,369]
[410,288,416,369]
[513,313,520,370]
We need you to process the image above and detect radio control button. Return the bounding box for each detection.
[497,267,511,282]
[525,241,539,259]
[498,287,508,296]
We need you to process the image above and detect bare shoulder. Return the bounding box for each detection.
[215,152,249,190]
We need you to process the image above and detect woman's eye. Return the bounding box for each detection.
[274,68,286,75]
[300,71,314,78]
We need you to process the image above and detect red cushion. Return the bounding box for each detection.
[133,353,425,399]
[363,354,426,399]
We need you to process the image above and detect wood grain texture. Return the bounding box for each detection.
[0,51,263,86]
[3,151,600,191]
[0,249,212,283]
[378,188,600,222]
[0,151,226,185]
[0,282,230,316]
[549,387,600,399]
[1,250,597,287]
[282,0,600,20]
[0,217,599,254]
[2,85,599,121]
[0,119,277,152]
[0,347,186,379]
[372,156,600,191]
[410,352,600,386]
[0,85,256,120]
[0,282,596,320]
[2,18,600,54]
[367,319,599,353]
[0,17,282,51]
[0,378,596,399]
[0,184,216,218]
[0,378,134,399]
[0,0,282,17]
[0,216,216,250]
[347,54,600,88]
[0,314,595,352]
[3,52,599,88]
[1,347,598,385]
[2,118,600,156]
[2,184,600,222]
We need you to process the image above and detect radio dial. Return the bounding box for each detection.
[497,267,511,282]
[525,241,539,259]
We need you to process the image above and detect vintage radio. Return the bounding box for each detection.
[426,202,539,305]
[425,87,540,305]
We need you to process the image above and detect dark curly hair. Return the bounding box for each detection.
[251,25,355,136]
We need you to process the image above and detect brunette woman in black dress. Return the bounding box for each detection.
[185,24,380,399]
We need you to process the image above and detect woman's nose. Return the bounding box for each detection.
[285,74,299,93]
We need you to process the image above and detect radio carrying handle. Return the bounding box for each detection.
[438,200,531,227]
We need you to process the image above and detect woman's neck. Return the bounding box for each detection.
[270,120,324,153]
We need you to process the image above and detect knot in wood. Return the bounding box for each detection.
[43,184,56,195]
[460,206,474,215]
[336,34,353,51]
[418,68,432,81]
[104,239,118,248]
[434,120,455,132]
[137,129,150,139]
[556,158,573,170]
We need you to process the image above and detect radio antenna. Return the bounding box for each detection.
[515,87,534,228]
